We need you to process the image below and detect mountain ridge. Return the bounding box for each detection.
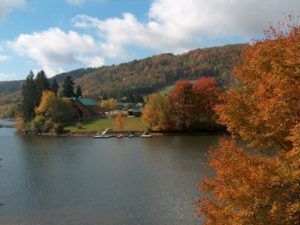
[0,43,245,101]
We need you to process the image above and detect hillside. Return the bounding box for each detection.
[76,44,244,98]
[0,44,244,105]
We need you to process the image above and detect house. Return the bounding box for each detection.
[71,97,99,120]
[128,108,142,117]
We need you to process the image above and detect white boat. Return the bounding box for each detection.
[93,134,112,138]
[128,134,135,138]
[93,128,112,138]
[140,131,152,138]
[117,134,124,138]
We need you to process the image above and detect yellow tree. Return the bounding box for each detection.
[35,90,74,123]
[100,98,118,111]
[196,18,300,224]
[142,93,170,130]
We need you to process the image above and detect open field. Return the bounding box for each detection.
[65,117,148,133]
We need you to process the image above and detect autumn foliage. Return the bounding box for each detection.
[115,113,125,130]
[143,76,220,131]
[196,18,300,224]
[142,93,170,130]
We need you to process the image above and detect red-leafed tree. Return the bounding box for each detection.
[193,77,221,130]
[168,80,196,130]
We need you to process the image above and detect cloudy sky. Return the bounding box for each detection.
[0,0,299,80]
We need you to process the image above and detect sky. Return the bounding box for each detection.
[0,0,299,81]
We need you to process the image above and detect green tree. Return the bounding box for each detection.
[51,79,59,96]
[75,85,82,98]
[62,76,75,98]
[35,70,49,104]
[21,71,37,122]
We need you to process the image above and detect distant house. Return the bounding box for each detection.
[128,108,142,117]
[71,97,99,120]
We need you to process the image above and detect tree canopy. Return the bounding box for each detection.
[62,76,75,98]
[196,18,300,225]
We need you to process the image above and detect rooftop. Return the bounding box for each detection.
[76,97,98,106]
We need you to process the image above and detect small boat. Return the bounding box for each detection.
[140,131,152,138]
[93,135,112,138]
[117,134,124,138]
[93,128,112,138]
[128,134,135,138]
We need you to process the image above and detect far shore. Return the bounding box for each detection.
[38,130,228,137]
[0,118,228,137]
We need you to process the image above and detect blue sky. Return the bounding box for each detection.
[0,0,299,81]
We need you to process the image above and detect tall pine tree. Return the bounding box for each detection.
[75,85,82,98]
[35,70,49,105]
[21,71,37,122]
[62,76,75,98]
[51,79,59,96]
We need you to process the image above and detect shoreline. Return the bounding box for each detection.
[39,130,229,137]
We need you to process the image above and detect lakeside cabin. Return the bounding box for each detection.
[71,97,99,120]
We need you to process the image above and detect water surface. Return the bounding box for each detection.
[0,121,220,225]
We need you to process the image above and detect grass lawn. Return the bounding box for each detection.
[159,85,174,95]
[65,117,148,133]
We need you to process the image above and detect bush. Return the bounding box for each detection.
[51,123,64,134]
[27,116,45,133]
[42,119,54,132]
[76,122,83,129]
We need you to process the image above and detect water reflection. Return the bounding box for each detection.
[0,127,219,225]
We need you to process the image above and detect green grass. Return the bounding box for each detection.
[65,117,148,133]
[158,85,174,95]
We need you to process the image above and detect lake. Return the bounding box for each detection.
[0,120,220,225]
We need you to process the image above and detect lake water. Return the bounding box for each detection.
[0,120,221,225]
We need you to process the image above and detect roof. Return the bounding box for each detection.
[77,97,98,106]
[129,108,142,113]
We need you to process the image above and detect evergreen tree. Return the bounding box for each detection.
[62,76,75,98]
[35,71,49,91]
[51,79,59,96]
[21,71,37,122]
[35,70,49,105]
[75,85,82,98]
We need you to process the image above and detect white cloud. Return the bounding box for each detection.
[0,54,9,62]
[73,0,300,53]
[0,72,17,81]
[7,0,300,78]
[66,0,85,6]
[0,0,26,20]
[8,28,105,77]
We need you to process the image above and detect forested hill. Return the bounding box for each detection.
[77,44,244,97]
[0,44,244,97]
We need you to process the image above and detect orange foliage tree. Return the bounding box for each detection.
[193,77,221,129]
[143,77,220,131]
[167,77,220,130]
[115,113,125,130]
[168,80,196,130]
[196,18,300,224]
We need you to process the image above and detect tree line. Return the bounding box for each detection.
[17,72,83,133]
